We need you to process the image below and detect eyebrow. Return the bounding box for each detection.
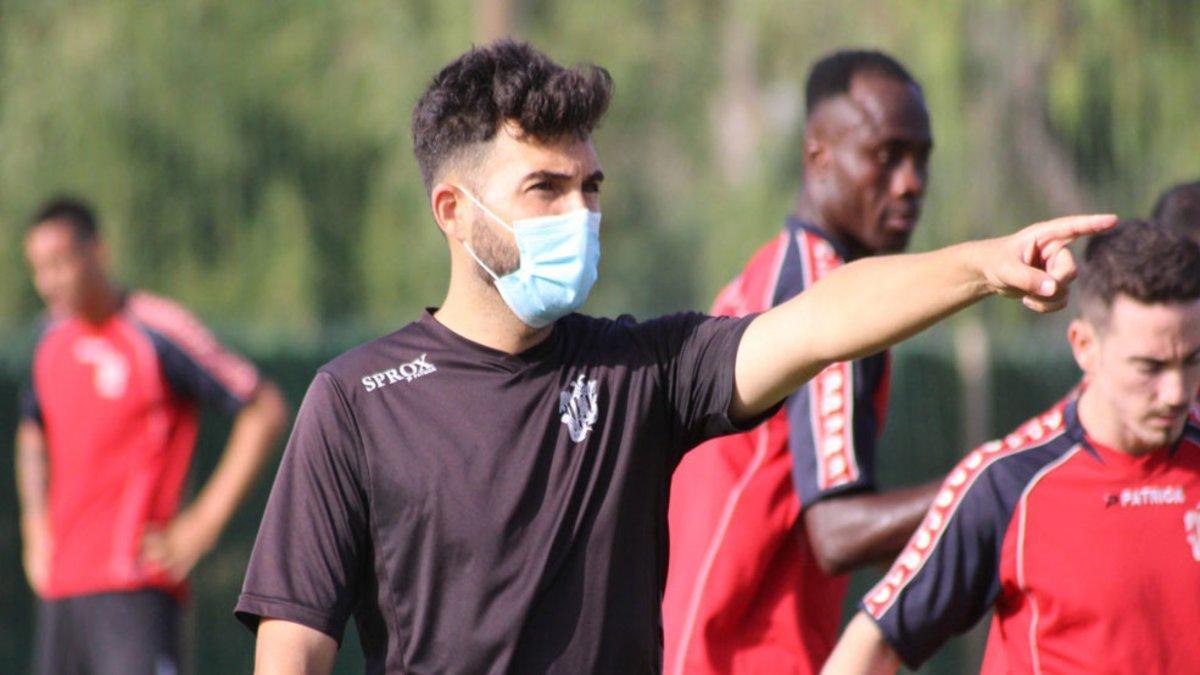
[1130,347,1200,365]
[522,169,605,185]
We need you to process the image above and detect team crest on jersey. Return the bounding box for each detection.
[73,336,130,399]
[559,374,599,443]
[1185,503,1200,562]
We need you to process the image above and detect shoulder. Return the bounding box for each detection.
[125,290,224,357]
[30,312,70,353]
[865,403,1080,616]
[125,290,210,338]
[319,319,436,396]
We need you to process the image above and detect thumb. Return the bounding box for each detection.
[1005,260,1059,299]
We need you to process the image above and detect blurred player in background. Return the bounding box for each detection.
[17,197,288,674]
[824,221,1200,674]
[233,39,1111,673]
[1152,179,1200,239]
[663,50,941,675]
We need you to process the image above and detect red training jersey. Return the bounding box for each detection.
[663,218,891,675]
[21,291,259,600]
[865,395,1200,673]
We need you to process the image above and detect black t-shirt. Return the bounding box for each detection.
[236,310,774,673]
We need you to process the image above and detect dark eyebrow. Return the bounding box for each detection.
[523,170,572,184]
[521,170,605,185]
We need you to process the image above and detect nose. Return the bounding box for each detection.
[565,188,594,213]
[891,156,926,200]
[1158,368,1189,409]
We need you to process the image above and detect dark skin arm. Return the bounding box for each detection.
[804,480,940,576]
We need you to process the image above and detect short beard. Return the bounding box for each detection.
[470,214,521,285]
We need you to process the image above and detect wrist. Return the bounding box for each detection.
[957,239,999,298]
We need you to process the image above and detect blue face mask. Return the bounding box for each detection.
[459,189,602,328]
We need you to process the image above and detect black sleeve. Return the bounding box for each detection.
[144,327,259,415]
[635,312,783,451]
[860,449,1011,668]
[787,353,887,508]
[19,378,42,426]
[235,371,369,643]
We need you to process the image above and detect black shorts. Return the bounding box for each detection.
[34,588,181,675]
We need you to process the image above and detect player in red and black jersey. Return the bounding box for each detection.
[825,221,1200,674]
[663,50,940,675]
[17,198,289,674]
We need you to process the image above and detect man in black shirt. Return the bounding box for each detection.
[236,40,1113,673]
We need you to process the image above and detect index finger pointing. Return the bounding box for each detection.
[1032,214,1118,246]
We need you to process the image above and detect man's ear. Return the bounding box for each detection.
[431,182,468,241]
[803,129,828,176]
[1068,317,1099,375]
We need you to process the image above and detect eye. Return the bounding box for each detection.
[583,179,601,194]
[530,181,554,192]
[1137,362,1163,376]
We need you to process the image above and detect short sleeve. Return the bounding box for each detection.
[129,294,260,414]
[633,312,782,451]
[860,454,1011,668]
[19,378,42,425]
[235,371,369,643]
[787,352,888,508]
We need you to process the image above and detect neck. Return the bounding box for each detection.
[794,193,866,259]
[1076,386,1161,456]
[79,278,123,324]
[434,247,553,355]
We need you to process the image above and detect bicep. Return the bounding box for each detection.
[732,301,824,421]
[255,619,338,675]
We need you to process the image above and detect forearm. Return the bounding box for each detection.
[187,382,288,539]
[822,612,901,675]
[737,241,991,415]
[804,481,939,575]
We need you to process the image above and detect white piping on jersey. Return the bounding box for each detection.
[865,416,1068,621]
[670,235,788,675]
[670,403,773,675]
[796,229,859,490]
[1015,444,1082,675]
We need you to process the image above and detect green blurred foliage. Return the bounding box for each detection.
[2,0,1197,336]
[0,1,1197,671]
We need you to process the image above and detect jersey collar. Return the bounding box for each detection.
[784,216,859,262]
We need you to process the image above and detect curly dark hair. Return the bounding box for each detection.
[805,49,919,118]
[1078,219,1200,325]
[411,39,613,192]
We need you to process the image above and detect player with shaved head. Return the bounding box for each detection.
[664,50,942,674]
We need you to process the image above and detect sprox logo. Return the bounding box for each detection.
[361,354,437,392]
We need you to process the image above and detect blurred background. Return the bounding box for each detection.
[0,0,1196,672]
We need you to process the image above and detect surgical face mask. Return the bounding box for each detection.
[458,188,601,328]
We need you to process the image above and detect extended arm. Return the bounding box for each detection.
[142,381,289,580]
[16,420,51,594]
[255,619,338,675]
[805,480,938,575]
[731,215,1115,420]
[821,612,901,675]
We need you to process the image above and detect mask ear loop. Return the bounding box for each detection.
[459,187,516,233]
[455,186,512,281]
